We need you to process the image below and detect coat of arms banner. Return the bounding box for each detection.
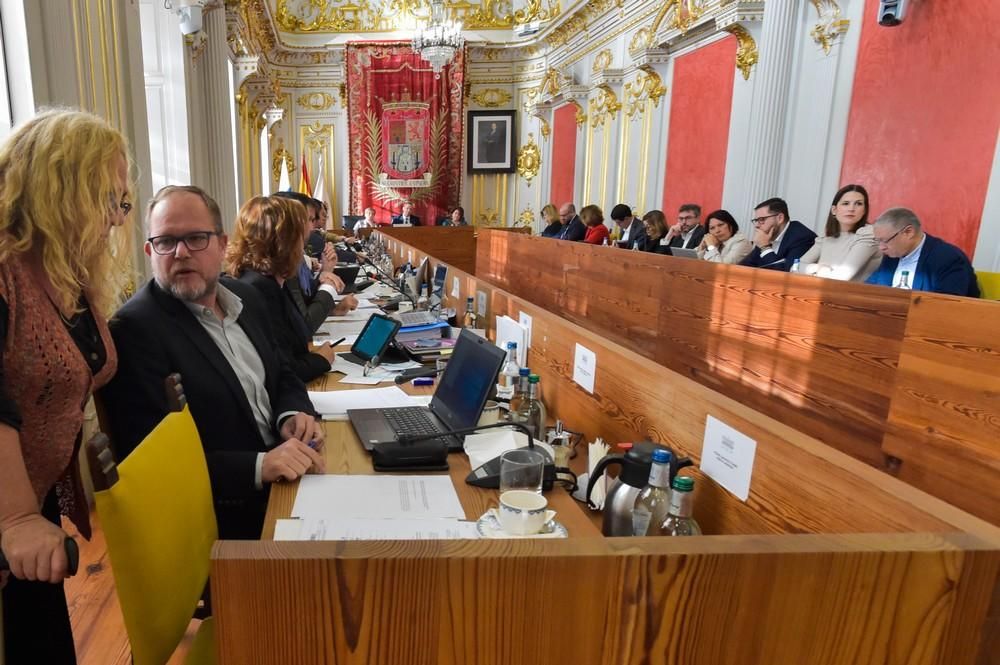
[346,42,466,224]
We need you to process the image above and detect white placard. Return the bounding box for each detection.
[572,343,596,393]
[407,250,413,264]
[476,290,487,317]
[518,311,533,349]
[451,276,461,298]
[495,316,528,366]
[699,415,757,501]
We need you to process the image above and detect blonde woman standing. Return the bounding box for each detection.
[0,110,133,663]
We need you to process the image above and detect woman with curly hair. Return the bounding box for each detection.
[225,195,336,383]
[0,109,134,664]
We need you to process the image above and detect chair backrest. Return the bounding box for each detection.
[976,270,1000,300]
[87,374,217,665]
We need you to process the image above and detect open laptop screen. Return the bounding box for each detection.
[431,329,506,431]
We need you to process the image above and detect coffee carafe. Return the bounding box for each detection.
[585,442,693,536]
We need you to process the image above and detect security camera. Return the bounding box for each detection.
[171,0,205,36]
[877,0,907,26]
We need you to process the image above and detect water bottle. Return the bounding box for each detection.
[496,342,520,401]
[790,258,801,273]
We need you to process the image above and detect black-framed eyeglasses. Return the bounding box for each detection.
[751,213,780,226]
[876,225,911,246]
[147,231,219,255]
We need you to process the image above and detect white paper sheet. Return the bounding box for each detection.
[291,475,466,520]
[326,309,375,322]
[518,311,533,349]
[338,374,384,385]
[573,343,597,393]
[700,415,757,501]
[495,316,528,366]
[307,386,422,420]
[313,333,358,346]
[317,320,368,338]
[462,430,552,472]
[274,517,480,541]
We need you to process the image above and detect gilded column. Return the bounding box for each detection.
[739,0,799,217]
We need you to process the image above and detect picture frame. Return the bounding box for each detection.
[467,110,516,173]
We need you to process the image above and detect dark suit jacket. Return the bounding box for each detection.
[391,214,421,226]
[640,237,672,255]
[866,233,980,297]
[556,216,586,242]
[739,220,817,271]
[236,270,331,383]
[100,277,313,539]
[616,220,647,250]
[285,272,335,335]
[306,229,325,259]
[669,225,706,250]
[540,221,563,238]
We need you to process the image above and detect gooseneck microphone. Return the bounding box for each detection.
[394,365,446,384]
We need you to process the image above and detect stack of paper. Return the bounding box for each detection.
[307,386,429,420]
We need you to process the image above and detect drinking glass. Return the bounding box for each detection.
[499,449,545,494]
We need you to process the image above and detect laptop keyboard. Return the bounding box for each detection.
[381,407,458,447]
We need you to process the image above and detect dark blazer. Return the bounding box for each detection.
[640,236,672,255]
[866,233,980,297]
[616,220,647,250]
[285,273,335,335]
[306,229,325,259]
[100,277,313,539]
[739,220,817,271]
[540,221,563,238]
[236,270,331,383]
[669,225,706,250]
[391,214,421,226]
[556,215,586,242]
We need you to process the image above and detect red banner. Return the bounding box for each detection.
[346,42,466,226]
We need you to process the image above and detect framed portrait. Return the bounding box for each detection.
[467,110,516,173]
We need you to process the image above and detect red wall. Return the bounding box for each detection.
[841,0,1000,257]
[662,35,737,217]
[550,104,578,206]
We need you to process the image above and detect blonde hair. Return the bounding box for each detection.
[541,204,558,223]
[0,109,133,314]
[225,196,308,279]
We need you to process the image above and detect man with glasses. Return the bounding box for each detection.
[739,197,817,271]
[866,207,979,296]
[101,185,325,540]
[665,203,706,249]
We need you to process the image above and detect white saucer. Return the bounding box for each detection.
[476,509,568,539]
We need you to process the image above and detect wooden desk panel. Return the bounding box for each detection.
[380,226,477,274]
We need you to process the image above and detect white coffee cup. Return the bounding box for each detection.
[397,301,414,313]
[498,490,557,535]
[478,400,501,426]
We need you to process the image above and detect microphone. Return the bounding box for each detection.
[359,254,417,305]
[394,365,445,384]
[0,536,80,577]
[395,421,556,491]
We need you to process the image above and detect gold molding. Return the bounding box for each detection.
[810,0,850,55]
[623,66,666,119]
[539,117,551,139]
[512,0,560,26]
[591,49,613,75]
[629,27,653,54]
[272,139,296,181]
[724,24,758,81]
[275,0,514,33]
[471,88,513,108]
[587,85,621,128]
[539,68,562,97]
[299,122,338,218]
[296,91,335,111]
[647,0,705,37]
[570,100,587,128]
[516,133,541,183]
[516,208,535,227]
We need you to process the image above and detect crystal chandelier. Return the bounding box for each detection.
[412,0,464,76]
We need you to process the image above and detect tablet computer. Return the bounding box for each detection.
[341,313,401,365]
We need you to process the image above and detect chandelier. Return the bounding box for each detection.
[412,0,464,76]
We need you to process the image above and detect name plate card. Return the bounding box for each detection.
[699,415,756,501]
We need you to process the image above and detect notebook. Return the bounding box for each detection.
[348,329,506,452]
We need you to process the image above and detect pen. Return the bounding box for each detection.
[329,337,347,347]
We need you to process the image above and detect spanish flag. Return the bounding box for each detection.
[298,154,312,196]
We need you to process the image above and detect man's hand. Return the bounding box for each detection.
[0,514,69,583]
[321,242,337,272]
[318,271,345,293]
[261,439,326,483]
[333,295,359,315]
[754,226,776,249]
[279,412,323,447]
[312,342,336,363]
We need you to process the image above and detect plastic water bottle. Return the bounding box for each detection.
[496,342,520,401]
[898,270,911,290]
[632,449,672,536]
[790,258,801,273]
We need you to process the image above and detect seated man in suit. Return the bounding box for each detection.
[391,202,421,226]
[100,185,326,540]
[739,197,817,271]
[665,203,706,250]
[610,203,647,250]
[866,207,980,297]
[555,202,586,242]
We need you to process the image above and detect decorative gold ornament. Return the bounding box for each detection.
[516,208,536,227]
[296,92,335,111]
[274,0,513,33]
[477,208,500,225]
[724,24,758,81]
[570,100,587,128]
[465,0,514,29]
[539,68,562,98]
[512,0,560,26]
[629,27,653,55]
[548,14,587,48]
[591,49,613,75]
[303,121,333,152]
[587,85,621,128]
[810,0,850,55]
[623,66,666,118]
[539,118,551,139]
[516,133,541,183]
[339,82,348,108]
[272,140,296,181]
[471,88,513,108]
[647,0,705,37]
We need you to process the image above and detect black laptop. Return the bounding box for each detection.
[348,329,505,452]
[333,264,374,294]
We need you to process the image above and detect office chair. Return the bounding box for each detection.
[86,373,217,664]
[976,271,999,300]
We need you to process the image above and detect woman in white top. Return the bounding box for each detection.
[800,184,881,281]
[697,209,753,264]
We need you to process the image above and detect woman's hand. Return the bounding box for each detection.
[0,514,70,583]
[703,234,718,248]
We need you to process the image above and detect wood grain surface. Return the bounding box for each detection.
[212,533,1000,665]
[379,225,478,274]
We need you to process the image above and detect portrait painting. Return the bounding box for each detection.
[468,111,515,173]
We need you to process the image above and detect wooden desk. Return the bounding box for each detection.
[261,370,601,541]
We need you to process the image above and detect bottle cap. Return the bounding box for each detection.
[652,449,672,464]
[519,367,530,376]
[672,476,694,492]
[507,341,517,350]
[528,374,540,383]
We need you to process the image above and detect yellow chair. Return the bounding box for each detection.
[977,270,1000,300]
[86,374,217,665]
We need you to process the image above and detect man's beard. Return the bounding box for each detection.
[155,270,218,304]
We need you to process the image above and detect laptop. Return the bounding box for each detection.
[348,329,506,452]
[333,264,374,294]
[668,247,700,259]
